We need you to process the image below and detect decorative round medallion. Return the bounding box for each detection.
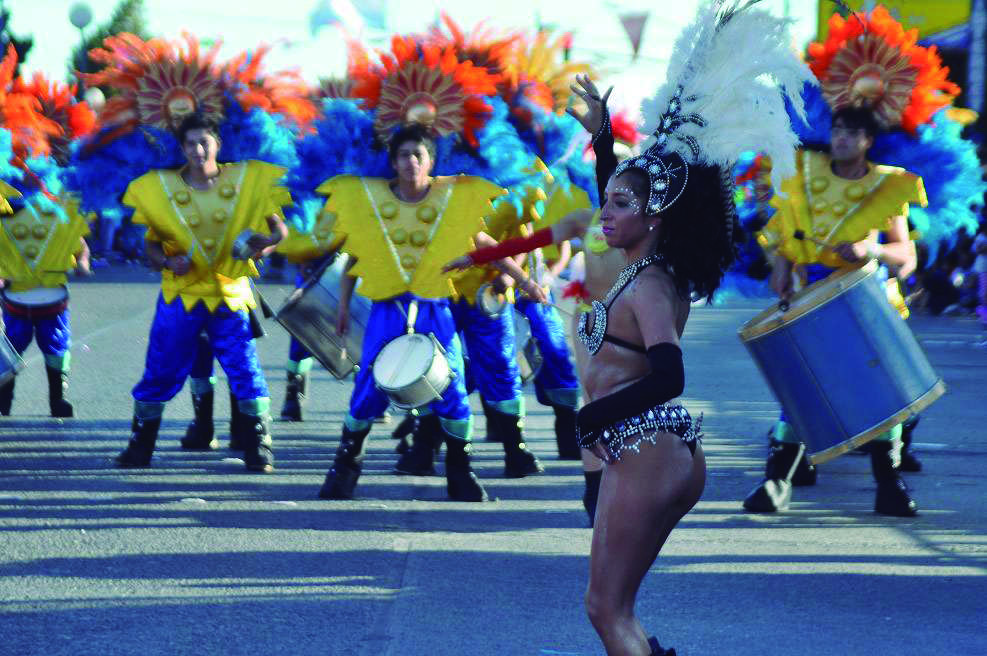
[809,177,829,193]
[187,215,201,227]
[32,225,48,239]
[212,209,228,223]
[844,184,865,201]
[11,224,28,239]
[831,202,848,217]
[417,205,437,223]
[400,254,417,270]
[380,202,398,219]
[811,199,828,214]
[409,230,428,247]
[202,238,216,250]
[24,244,39,259]
[390,228,408,245]
[173,190,191,205]
[219,183,236,199]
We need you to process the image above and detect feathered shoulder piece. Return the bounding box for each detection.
[218,44,317,129]
[349,35,500,147]
[807,5,959,133]
[630,0,812,210]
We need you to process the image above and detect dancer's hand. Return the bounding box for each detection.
[165,255,191,276]
[520,278,549,304]
[566,74,613,136]
[443,255,474,273]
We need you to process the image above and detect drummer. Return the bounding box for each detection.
[113,112,290,473]
[318,124,547,502]
[0,180,90,418]
[743,106,925,517]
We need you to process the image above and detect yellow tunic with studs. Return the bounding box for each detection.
[276,206,342,264]
[0,190,90,294]
[123,160,291,313]
[760,150,927,269]
[318,175,506,301]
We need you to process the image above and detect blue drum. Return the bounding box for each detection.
[0,330,25,387]
[738,261,945,464]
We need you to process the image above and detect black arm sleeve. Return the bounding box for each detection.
[592,107,618,206]
[577,343,685,435]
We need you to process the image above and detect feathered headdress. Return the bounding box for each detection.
[623,0,812,216]
[349,36,500,147]
[808,4,959,133]
[0,45,63,162]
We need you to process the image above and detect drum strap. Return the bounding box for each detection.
[395,299,420,334]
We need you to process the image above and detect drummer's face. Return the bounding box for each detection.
[392,140,434,186]
[601,172,658,248]
[830,118,872,163]
[182,129,220,170]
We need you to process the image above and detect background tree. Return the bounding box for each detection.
[68,0,150,94]
[0,3,34,76]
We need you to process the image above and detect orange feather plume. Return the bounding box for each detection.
[0,45,64,160]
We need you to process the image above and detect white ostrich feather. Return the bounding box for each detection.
[638,0,814,192]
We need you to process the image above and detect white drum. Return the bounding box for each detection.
[0,331,25,387]
[513,310,543,383]
[373,333,453,409]
[1,286,70,319]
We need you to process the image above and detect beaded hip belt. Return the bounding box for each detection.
[576,402,702,463]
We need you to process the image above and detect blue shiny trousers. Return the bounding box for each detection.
[515,297,580,409]
[452,300,523,415]
[2,305,71,370]
[132,295,268,403]
[775,263,898,444]
[346,295,472,440]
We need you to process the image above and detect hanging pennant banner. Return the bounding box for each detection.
[619,11,649,59]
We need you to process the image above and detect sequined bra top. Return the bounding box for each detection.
[577,253,663,355]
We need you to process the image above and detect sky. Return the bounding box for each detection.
[7,0,819,111]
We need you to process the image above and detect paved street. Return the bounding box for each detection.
[1,266,985,656]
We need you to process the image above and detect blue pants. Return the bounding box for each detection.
[452,300,523,414]
[2,305,71,370]
[347,295,472,440]
[132,295,268,403]
[516,297,580,409]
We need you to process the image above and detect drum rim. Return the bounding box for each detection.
[1,285,69,305]
[737,261,877,342]
[372,333,440,392]
[807,378,946,465]
[476,282,506,317]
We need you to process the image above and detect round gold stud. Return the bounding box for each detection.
[186,215,201,227]
[417,205,437,223]
[11,224,29,239]
[24,244,39,259]
[809,177,829,193]
[173,190,191,205]
[213,209,228,223]
[400,254,417,270]
[390,227,408,245]
[409,230,428,247]
[219,183,236,199]
[811,199,828,214]
[845,184,865,201]
[32,225,48,239]
[202,238,216,249]
[380,202,398,219]
[831,202,847,217]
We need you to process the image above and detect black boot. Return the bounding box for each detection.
[791,448,817,486]
[871,439,918,517]
[394,413,438,475]
[553,404,582,460]
[115,416,163,468]
[743,441,806,512]
[228,392,246,450]
[392,412,417,454]
[445,437,488,502]
[46,366,73,418]
[648,636,676,656]
[899,415,922,472]
[181,389,218,450]
[319,426,370,499]
[0,378,14,416]
[279,372,307,422]
[481,399,503,442]
[492,409,544,478]
[240,413,275,473]
[583,469,602,528]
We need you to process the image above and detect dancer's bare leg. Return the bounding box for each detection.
[585,435,706,655]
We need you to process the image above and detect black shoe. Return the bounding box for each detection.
[115,416,162,468]
[445,438,488,502]
[490,409,543,478]
[648,636,676,656]
[240,414,275,473]
[553,404,582,460]
[319,426,370,499]
[871,440,918,517]
[743,441,805,513]
[181,390,218,450]
[394,414,439,475]
[279,372,307,422]
[0,378,14,416]
[898,415,922,472]
[791,449,817,486]
[583,469,602,528]
[46,366,73,418]
[228,392,246,450]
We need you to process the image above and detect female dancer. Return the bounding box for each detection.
[447,3,811,651]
